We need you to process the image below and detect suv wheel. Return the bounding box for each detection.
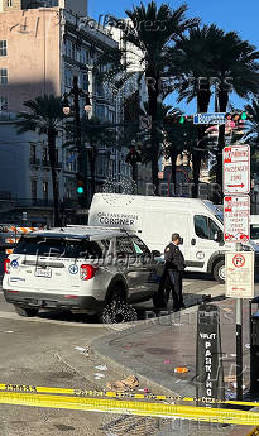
[14,305,39,317]
[213,260,225,284]
[101,300,137,325]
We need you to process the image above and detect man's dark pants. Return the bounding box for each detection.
[158,267,184,310]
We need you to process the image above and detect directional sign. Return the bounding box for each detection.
[193,113,226,125]
[224,196,250,243]
[223,145,250,194]
[225,251,254,298]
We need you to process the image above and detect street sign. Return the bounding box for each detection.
[224,196,250,243]
[225,251,254,298]
[193,113,226,125]
[223,145,250,195]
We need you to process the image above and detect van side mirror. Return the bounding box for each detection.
[152,250,160,257]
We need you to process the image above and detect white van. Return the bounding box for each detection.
[250,216,259,246]
[89,194,256,283]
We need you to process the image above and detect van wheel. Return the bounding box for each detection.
[153,287,170,309]
[213,260,225,284]
[14,305,39,317]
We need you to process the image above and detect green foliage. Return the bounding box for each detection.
[16,95,63,134]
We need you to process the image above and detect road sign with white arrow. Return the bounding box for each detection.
[223,145,250,195]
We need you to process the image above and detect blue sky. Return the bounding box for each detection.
[88,0,259,114]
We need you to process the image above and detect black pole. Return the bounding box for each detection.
[73,77,82,175]
[236,298,244,401]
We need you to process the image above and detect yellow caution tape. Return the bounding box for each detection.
[0,383,259,408]
[0,391,259,425]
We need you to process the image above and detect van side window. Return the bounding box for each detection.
[209,219,221,240]
[195,215,209,239]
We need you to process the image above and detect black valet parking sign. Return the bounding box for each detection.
[196,304,225,404]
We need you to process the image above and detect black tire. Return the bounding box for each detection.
[14,305,39,317]
[213,260,225,284]
[153,286,170,309]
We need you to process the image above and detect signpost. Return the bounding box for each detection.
[224,196,250,243]
[223,143,251,401]
[193,112,226,125]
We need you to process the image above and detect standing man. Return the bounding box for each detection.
[159,233,185,311]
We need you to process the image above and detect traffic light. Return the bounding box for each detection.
[125,146,142,165]
[76,174,86,207]
[226,110,253,123]
[164,114,193,125]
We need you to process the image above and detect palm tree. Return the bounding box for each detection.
[171,25,259,197]
[117,1,199,194]
[16,95,63,226]
[212,33,259,189]
[170,25,225,197]
[164,117,197,195]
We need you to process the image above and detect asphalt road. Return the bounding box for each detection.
[0,275,255,436]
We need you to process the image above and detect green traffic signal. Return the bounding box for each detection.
[77,187,84,194]
[179,116,184,124]
[240,111,247,120]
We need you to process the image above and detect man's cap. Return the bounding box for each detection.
[172,233,180,241]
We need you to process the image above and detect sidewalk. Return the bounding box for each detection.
[93,290,257,435]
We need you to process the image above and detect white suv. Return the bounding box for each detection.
[3,226,162,320]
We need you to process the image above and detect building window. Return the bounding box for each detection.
[31,180,38,202]
[0,68,8,85]
[81,49,87,64]
[42,148,48,166]
[64,70,72,88]
[82,74,88,91]
[43,181,48,202]
[0,41,7,57]
[66,40,72,58]
[72,43,76,60]
[8,0,13,7]
[0,96,8,111]
[30,144,36,164]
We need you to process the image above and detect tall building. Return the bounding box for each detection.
[0,3,122,224]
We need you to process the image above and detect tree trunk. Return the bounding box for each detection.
[216,88,228,200]
[48,127,60,227]
[171,149,177,195]
[192,87,211,197]
[146,68,160,195]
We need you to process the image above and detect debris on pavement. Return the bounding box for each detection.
[94,373,106,379]
[74,346,89,355]
[95,364,107,371]
[106,375,139,392]
[173,367,190,374]
[245,343,250,349]
[163,359,171,364]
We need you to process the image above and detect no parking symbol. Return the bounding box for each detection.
[232,254,245,268]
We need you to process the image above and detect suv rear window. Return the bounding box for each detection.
[14,236,102,259]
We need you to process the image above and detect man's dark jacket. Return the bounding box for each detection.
[164,243,185,271]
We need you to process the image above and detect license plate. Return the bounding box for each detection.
[35,268,52,278]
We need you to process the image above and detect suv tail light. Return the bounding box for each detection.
[80,264,98,280]
[4,258,10,274]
